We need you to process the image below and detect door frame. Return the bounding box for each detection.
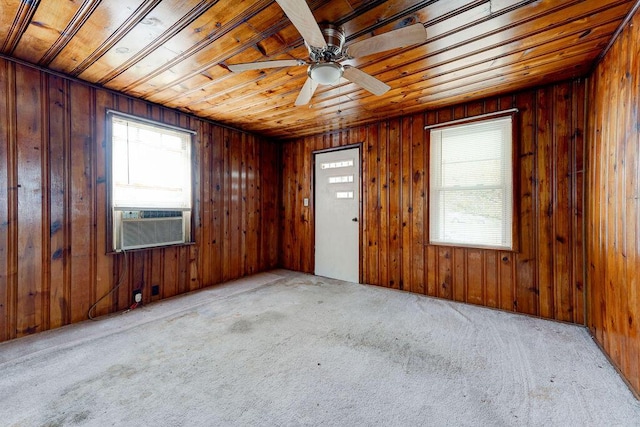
[311,143,363,283]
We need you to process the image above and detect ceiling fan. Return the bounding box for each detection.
[227,0,428,106]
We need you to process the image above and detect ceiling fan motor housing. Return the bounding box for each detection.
[308,24,346,61]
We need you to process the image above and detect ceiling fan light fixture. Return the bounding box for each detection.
[309,62,343,85]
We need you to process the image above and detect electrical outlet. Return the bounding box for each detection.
[151,285,160,296]
[133,290,142,303]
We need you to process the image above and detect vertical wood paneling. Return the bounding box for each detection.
[379,122,390,288]
[0,57,281,343]
[15,64,43,335]
[0,60,18,341]
[93,88,114,316]
[514,91,537,316]
[536,86,554,319]
[281,79,586,325]
[0,61,8,340]
[588,8,640,397]
[388,119,401,290]
[365,125,379,284]
[69,82,93,323]
[411,113,425,295]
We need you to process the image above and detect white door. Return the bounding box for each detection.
[314,147,360,283]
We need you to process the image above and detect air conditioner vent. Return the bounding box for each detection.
[121,217,184,250]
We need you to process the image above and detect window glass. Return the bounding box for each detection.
[429,116,513,249]
[111,116,191,210]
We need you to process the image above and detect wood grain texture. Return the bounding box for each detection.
[280,79,586,324]
[0,58,280,342]
[587,7,640,397]
[0,0,634,138]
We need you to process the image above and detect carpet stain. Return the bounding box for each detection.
[229,319,253,334]
[229,310,287,334]
[108,364,138,379]
[328,329,461,376]
[71,411,91,424]
[43,410,91,427]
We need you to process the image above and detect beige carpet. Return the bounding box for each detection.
[1,270,639,426]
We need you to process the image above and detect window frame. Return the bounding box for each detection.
[105,110,196,253]
[426,111,519,251]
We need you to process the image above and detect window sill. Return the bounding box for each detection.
[106,241,196,255]
[426,241,517,252]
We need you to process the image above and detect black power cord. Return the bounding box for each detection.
[87,249,128,320]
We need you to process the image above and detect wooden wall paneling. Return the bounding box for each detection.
[237,132,246,278]
[554,82,574,322]
[400,116,412,292]
[452,248,465,302]
[15,64,44,336]
[162,245,178,300]
[222,128,232,281]
[40,72,51,332]
[424,110,437,297]
[491,97,514,311]
[365,124,379,286]
[466,250,483,305]
[0,60,18,340]
[245,133,255,276]
[622,24,639,392]
[572,79,586,325]
[438,247,452,300]
[47,74,68,327]
[250,132,260,273]
[614,26,632,375]
[176,113,193,294]
[291,138,301,273]
[301,135,313,274]
[604,38,621,364]
[410,113,425,296]
[260,139,279,270]
[68,81,94,323]
[209,125,223,283]
[588,7,640,396]
[388,118,401,290]
[93,87,115,315]
[292,137,303,273]
[586,71,601,342]
[609,27,627,376]
[198,121,212,288]
[378,121,390,288]
[496,95,517,312]
[514,91,538,316]
[280,142,292,270]
[498,251,514,311]
[184,114,200,292]
[0,60,13,341]
[485,251,498,308]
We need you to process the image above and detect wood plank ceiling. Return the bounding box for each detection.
[0,0,634,139]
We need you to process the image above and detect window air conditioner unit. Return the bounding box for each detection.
[116,210,188,251]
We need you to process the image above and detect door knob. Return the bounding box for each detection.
[352,217,358,222]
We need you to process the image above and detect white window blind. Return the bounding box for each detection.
[111,115,192,210]
[429,116,513,249]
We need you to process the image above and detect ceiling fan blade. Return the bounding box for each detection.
[346,23,427,58]
[342,67,390,96]
[295,77,319,106]
[228,59,304,72]
[275,0,327,48]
